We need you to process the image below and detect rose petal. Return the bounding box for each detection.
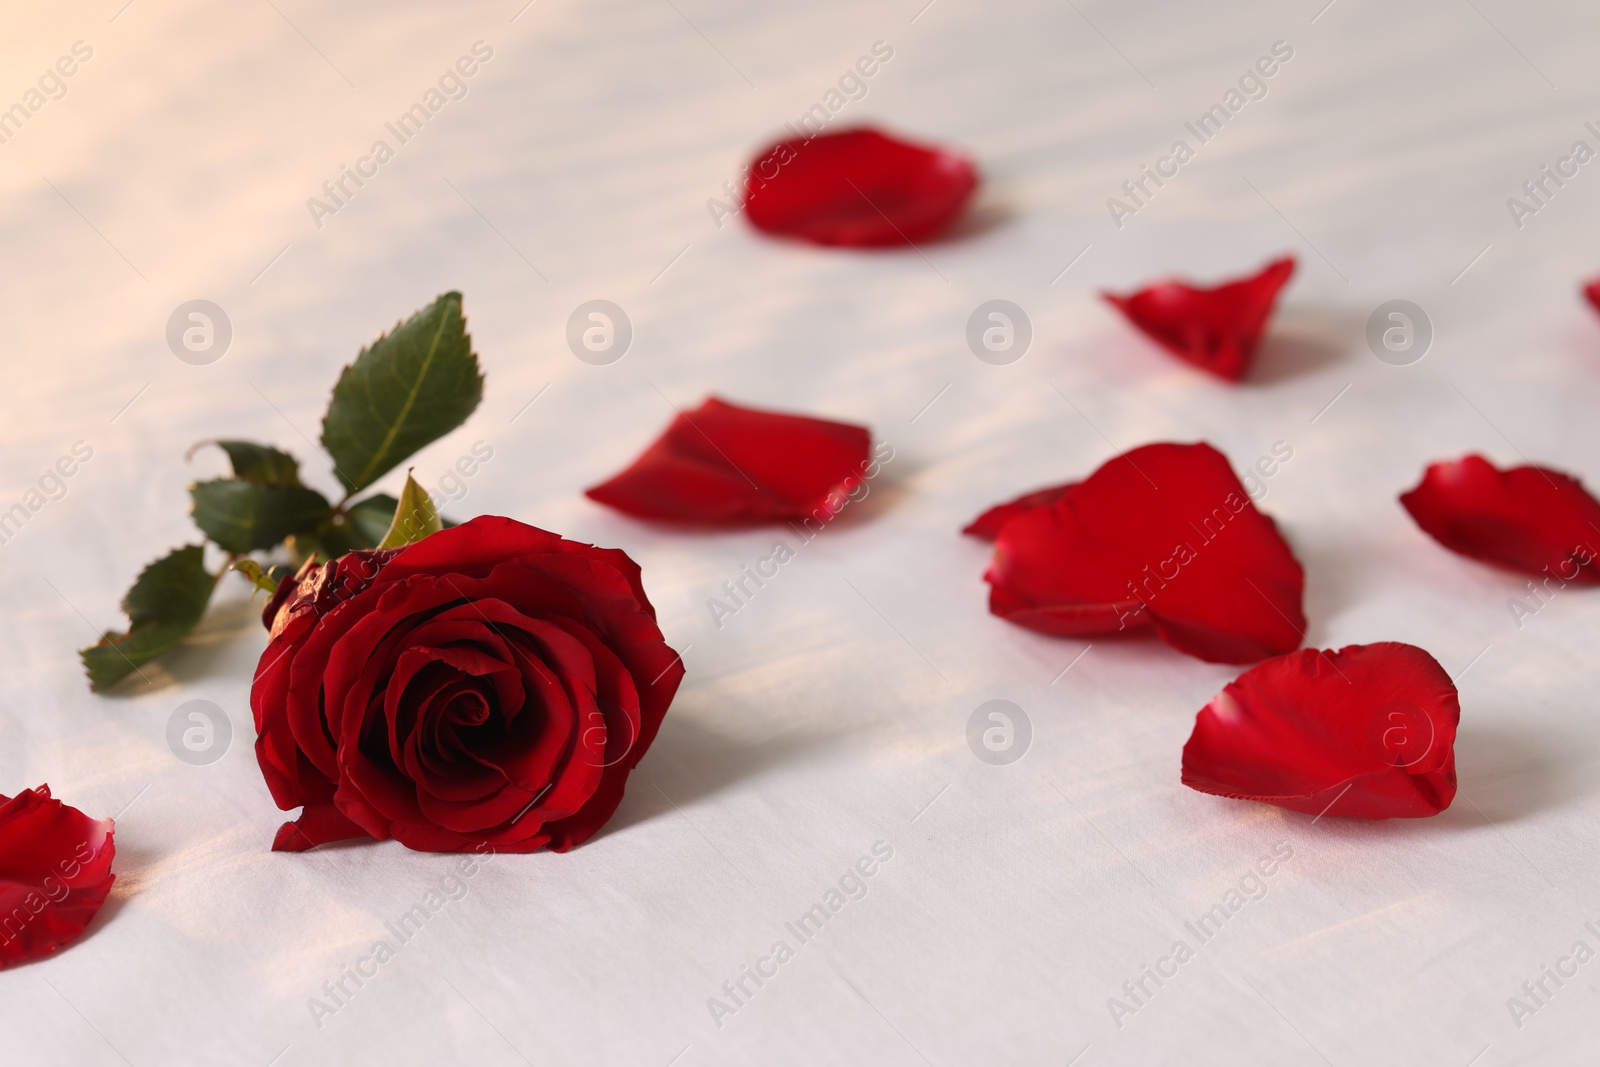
[1181,642,1460,818]
[742,127,977,247]
[586,396,872,525]
[393,616,530,722]
[408,609,607,833]
[962,482,1078,541]
[1104,256,1296,382]
[0,786,116,967]
[295,579,450,783]
[542,614,644,769]
[398,666,511,802]
[271,801,368,853]
[380,517,660,623]
[1400,454,1600,582]
[982,442,1305,663]
[252,610,328,812]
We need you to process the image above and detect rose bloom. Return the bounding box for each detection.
[252,517,685,853]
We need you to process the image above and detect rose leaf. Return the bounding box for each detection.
[81,545,215,692]
[320,291,484,494]
[293,492,400,561]
[189,479,334,555]
[188,440,304,486]
[343,492,403,547]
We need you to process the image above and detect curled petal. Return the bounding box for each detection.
[1104,256,1295,382]
[742,127,978,247]
[272,802,367,853]
[962,482,1077,541]
[0,786,116,967]
[586,396,872,525]
[1182,642,1460,819]
[981,442,1305,664]
[1400,454,1600,582]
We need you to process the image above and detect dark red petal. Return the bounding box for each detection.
[1400,454,1600,582]
[395,666,511,804]
[271,801,369,852]
[1584,278,1600,315]
[586,396,872,525]
[742,127,977,247]
[0,786,116,967]
[522,616,649,851]
[1182,642,1460,819]
[962,482,1078,540]
[383,516,661,622]
[1104,256,1296,382]
[251,612,329,813]
[983,442,1305,664]
[267,549,400,641]
[259,559,306,631]
[409,610,604,833]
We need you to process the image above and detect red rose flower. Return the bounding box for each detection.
[585,396,876,526]
[977,442,1305,663]
[0,786,116,969]
[252,516,685,853]
[1103,256,1296,381]
[742,127,978,247]
[1181,642,1460,819]
[1399,454,1600,583]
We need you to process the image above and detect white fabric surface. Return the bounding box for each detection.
[2,0,1599,1063]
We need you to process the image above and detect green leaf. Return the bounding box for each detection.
[81,545,215,692]
[320,292,484,494]
[300,493,398,560]
[191,440,303,486]
[378,472,442,548]
[190,479,333,554]
[344,493,399,546]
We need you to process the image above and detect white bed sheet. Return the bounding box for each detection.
[2,1,1598,1063]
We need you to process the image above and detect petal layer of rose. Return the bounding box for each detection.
[981,442,1305,663]
[585,396,871,525]
[252,516,684,853]
[0,786,115,969]
[1181,642,1460,819]
[742,127,977,247]
[1104,256,1295,381]
[1399,454,1600,582]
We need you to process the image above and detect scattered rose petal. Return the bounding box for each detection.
[742,127,978,247]
[962,482,1077,541]
[981,442,1305,664]
[1181,642,1460,819]
[0,786,116,969]
[1399,454,1600,583]
[586,396,874,525]
[1584,277,1600,316]
[1103,256,1296,382]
